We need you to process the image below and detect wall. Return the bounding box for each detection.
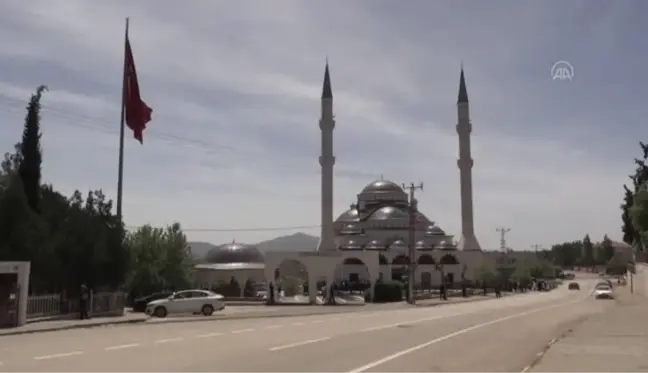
[633,263,648,297]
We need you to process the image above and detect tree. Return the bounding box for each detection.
[18,85,47,213]
[125,223,193,297]
[582,234,594,267]
[512,262,533,288]
[621,142,648,251]
[630,182,648,249]
[599,235,615,265]
[474,262,498,285]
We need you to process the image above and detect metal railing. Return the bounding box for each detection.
[26,292,127,320]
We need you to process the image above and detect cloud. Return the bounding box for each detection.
[0,0,645,249]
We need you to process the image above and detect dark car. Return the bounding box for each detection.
[132,291,173,312]
[568,282,580,290]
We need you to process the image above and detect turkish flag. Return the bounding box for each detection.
[124,36,152,144]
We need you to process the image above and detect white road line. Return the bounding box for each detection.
[269,337,331,351]
[194,332,223,338]
[155,337,183,344]
[231,328,254,334]
[311,320,325,323]
[104,343,140,351]
[348,297,586,372]
[291,322,305,326]
[331,318,340,321]
[264,324,283,329]
[33,351,85,360]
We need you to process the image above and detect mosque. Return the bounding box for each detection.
[194,64,529,302]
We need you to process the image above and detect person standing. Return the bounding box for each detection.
[79,284,89,320]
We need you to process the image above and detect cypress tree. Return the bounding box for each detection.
[18,85,47,213]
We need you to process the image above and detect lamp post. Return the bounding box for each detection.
[403,182,423,305]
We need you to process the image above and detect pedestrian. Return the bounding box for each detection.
[79,284,89,320]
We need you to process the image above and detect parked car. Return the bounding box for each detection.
[145,290,225,318]
[594,284,614,299]
[568,282,580,290]
[132,291,173,313]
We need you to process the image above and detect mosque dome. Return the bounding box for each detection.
[205,242,264,264]
[336,207,359,222]
[368,206,408,220]
[425,225,446,236]
[365,239,386,250]
[361,180,405,194]
[339,237,363,250]
[340,223,363,235]
[389,240,407,250]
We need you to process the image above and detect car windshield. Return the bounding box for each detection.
[596,285,611,291]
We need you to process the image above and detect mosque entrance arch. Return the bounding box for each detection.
[391,255,409,282]
[273,259,309,302]
[333,257,371,296]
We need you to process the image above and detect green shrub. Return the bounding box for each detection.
[373,281,404,303]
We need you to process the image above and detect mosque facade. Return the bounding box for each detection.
[194,63,531,303]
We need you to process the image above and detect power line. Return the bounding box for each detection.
[124,224,321,232]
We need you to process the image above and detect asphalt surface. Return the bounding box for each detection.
[0,279,609,372]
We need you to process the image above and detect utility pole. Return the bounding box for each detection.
[403,182,424,305]
[496,227,511,252]
[531,244,542,252]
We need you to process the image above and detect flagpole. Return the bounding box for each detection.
[116,17,129,222]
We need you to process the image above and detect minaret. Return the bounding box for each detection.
[456,68,482,251]
[317,62,336,252]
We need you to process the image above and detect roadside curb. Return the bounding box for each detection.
[3,292,511,336]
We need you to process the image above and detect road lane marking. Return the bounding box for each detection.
[360,313,460,333]
[104,343,140,351]
[291,322,305,326]
[33,351,84,360]
[264,324,283,329]
[155,337,183,344]
[348,296,587,372]
[331,318,340,321]
[269,337,331,351]
[194,332,223,338]
[232,328,254,334]
[311,320,325,323]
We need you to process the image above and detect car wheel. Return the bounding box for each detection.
[202,304,214,316]
[154,306,167,318]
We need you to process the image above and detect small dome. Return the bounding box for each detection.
[368,206,408,220]
[205,242,264,264]
[340,223,363,235]
[361,180,405,194]
[425,225,446,236]
[339,238,363,250]
[336,208,359,223]
[365,239,386,250]
[389,240,407,250]
[415,240,430,249]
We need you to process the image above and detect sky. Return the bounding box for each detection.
[0,0,646,251]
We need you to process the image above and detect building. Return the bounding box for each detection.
[263,63,493,304]
[194,241,265,297]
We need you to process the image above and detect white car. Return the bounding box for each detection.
[593,285,614,299]
[145,290,225,318]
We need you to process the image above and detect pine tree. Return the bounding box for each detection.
[582,234,594,267]
[621,142,648,251]
[18,85,47,213]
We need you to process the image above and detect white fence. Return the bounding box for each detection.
[27,292,127,320]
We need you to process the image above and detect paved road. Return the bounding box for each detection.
[0,280,609,372]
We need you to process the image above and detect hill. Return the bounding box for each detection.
[188,232,318,260]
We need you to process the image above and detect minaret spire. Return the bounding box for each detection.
[458,67,468,104]
[322,61,333,99]
[456,66,481,252]
[317,60,336,254]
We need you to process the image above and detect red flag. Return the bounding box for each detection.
[123,35,152,144]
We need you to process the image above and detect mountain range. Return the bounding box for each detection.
[188,232,319,260]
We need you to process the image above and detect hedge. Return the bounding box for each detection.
[373,281,404,303]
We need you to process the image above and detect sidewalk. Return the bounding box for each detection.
[528,289,648,372]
